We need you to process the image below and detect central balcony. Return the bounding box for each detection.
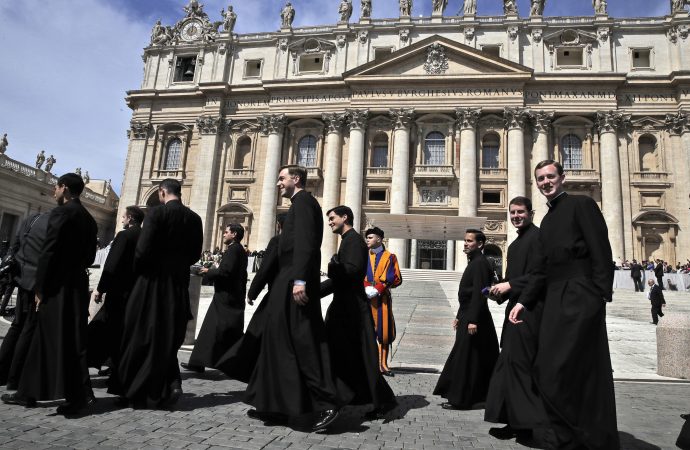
[224,169,255,182]
[631,171,671,187]
[366,167,393,181]
[413,165,456,186]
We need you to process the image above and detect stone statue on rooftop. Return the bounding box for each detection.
[432,0,448,15]
[184,0,208,19]
[339,0,353,22]
[463,0,477,15]
[361,0,372,18]
[593,0,607,14]
[0,133,7,154]
[530,0,545,15]
[281,2,295,28]
[221,6,237,32]
[400,0,412,16]
[35,150,45,169]
[44,155,56,172]
[504,0,518,14]
[151,20,173,46]
[83,171,90,184]
[75,167,82,177]
[672,0,688,13]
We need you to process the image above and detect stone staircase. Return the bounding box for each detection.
[400,268,463,283]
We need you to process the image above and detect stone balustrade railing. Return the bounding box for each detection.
[1,155,39,178]
[366,167,393,177]
[414,165,455,178]
[634,171,668,181]
[83,190,107,205]
[479,167,508,177]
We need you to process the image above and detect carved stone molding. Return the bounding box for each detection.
[503,107,531,130]
[196,115,225,135]
[667,25,689,44]
[454,107,482,129]
[358,30,369,44]
[278,38,289,52]
[128,121,152,140]
[259,114,287,135]
[423,43,449,75]
[596,110,632,134]
[389,107,415,130]
[399,29,411,44]
[531,110,555,134]
[464,27,475,43]
[531,28,543,43]
[597,27,610,42]
[322,112,347,134]
[345,109,369,130]
[483,220,504,232]
[507,26,519,41]
[336,34,347,48]
[665,112,688,135]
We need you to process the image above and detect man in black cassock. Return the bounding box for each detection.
[320,206,397,419]
[2,173,97,415]
[244,165,343,431]
[215,214,285,382]
[116,179,202,408]
[647,279,665,324]
[182,223,248,373]
[630,259,644,292]
[510,160,619,449]
[88,206,143,387]
[434,229,499,410]
[484,196,547,442]
[654,259,665,289]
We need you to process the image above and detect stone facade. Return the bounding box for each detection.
[121,0,690,271]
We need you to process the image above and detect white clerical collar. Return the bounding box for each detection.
[370,245,384,255]
[546,191,567,208]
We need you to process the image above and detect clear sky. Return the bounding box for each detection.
[0,0,675,194]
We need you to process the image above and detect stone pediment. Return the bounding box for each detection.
[288,37,337,54]
[631,116,667,130]
[344,35,532,80]
[543,29,597,46]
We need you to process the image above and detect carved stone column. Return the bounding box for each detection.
[256,114,287,249]
[530,111,554,224]
[455,107,481,271]
[189,115,226,250]
[388,107,415,267]
[446,240,455,271]
[596,110,630,261]
[118,121,152,225]
[504,107,531,244]
[667,112,690,260]
[410,239,418,269]
[344,109,369,231]
[321,112,346,267]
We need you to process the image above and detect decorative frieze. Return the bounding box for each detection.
[596,110,631,134]
[454,107,482,129]
[503,107,531,130]
[128,121,152,140]
[259,114,287,135]
[665,112,688,136]
[389,107,415,129]
[196,115,226,135]
[423,43,449,75]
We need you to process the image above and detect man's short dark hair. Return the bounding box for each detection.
[276,213,287,227]
[280,165,308,187]
[365,227,384,238]
[509,196,533,211]
[534,159,564,176]
[57,173,85,196]
[465,228,486,245]
[125,206,145,225]
[159,178,182,197]
[227,223,245,243]
[326,205,354,226]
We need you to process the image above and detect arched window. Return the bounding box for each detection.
[423,132,445,165]
[235,137,252,169]
[371,134,389,167]
[481,133,500,168]
[164,138,182,170]
[561,134,583,170]
[638,135,657,172]
[297,135,317,167]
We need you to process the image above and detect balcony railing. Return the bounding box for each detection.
[632,171,670,185]
[479,168,507,178]
[1,156,38,178]
[225,169,255,182]
[413,165,456,184]
[366,167,393,178]
[306,167,322,183]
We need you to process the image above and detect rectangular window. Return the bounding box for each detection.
[374,47,393,60]
[173,56,196,82]
[368,189,387,202]
[244,60,263,78]
[556,48,584,67]
[481,191,501,204]
[632,49,652,69]
[299,54,324,73]
[482,45,501,58]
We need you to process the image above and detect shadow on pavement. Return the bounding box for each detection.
[619,431,661,450]
[174,390,244,411]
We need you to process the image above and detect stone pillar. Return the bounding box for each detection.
[388,107,415,267]
[117,121,152,222]
[504,107,531,244]
[321,112,346,266]
[596,111,630,262]
[446,240,455,271]
[344,109,369,231]
[188,115,225,251]
[530,111,554,225]
[410,239,418,269]
[455,107,482,271]
[667,113,690,261]
[256,114,287,250]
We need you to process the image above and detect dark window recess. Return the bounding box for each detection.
[174,57,196,82]
[482,191,501,204]
[368,189,386,202]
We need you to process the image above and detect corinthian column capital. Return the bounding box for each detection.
[596,110,631,134]
[665,112,688,136]
[454,107,482,130]
[196,115,227,135]
[531,110,555,134]
[259,114,287,135]
[345,109,369,131]
[503,107,531,130]
[321,112,347,134]
[389,107,415,130]
[128,121,152,140]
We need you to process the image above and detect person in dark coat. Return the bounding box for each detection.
[215,214,285,382]
[630,259,644,292]
[244,165,344,431]
[484,197,547,442]
[0,213,49,389]
[2,173,98,415]
[647,279,665,324]
[510,160,619,450]
[182,223,248,373]
[434,229,499,410]
[88,206,143,386]
[320,206,397,418]
[654,259,665,289]
[116,179,202,408]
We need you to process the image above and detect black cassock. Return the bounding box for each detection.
[18,199,97,403]
[532,193,619,449]
[215,234,279,382]
[116,200,202,402]
[484,223,546,430]
[244,190,343,415]
[88,224,141,379]
[320,229,396,410]
[188,241,248,368]
[434,249,499,408]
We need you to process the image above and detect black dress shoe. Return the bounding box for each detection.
[180,362,205,373]
[113,396,129,407]
[158,387,183,408]
[1,393,36,407]
[440,402,462,410]
[312,408,339,431]
[57,396,96,415]
[381,370,395,377]
[489,425,517,440]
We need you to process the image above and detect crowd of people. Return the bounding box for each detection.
[0,160,638,448]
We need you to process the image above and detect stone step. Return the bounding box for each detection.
[400,268,462,283]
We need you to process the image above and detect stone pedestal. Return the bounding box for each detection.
[657,313,690,379]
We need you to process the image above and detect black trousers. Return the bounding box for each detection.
[632,277,644,292]
[656,276,664,289]
[0,288,36,387]
[651,307,664,324]
[0,279,15,313]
